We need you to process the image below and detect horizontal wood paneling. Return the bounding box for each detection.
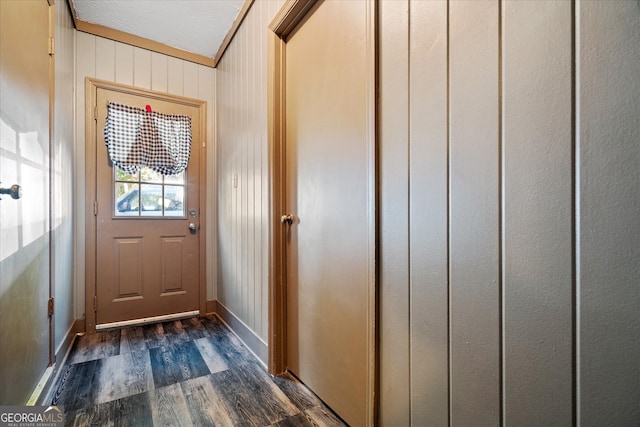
[74,34,216,320]
[216,0,285,343]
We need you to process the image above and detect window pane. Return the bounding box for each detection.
[140,184,163,216]
[164,171,185,184]
[164,185,185,217]
[115,182,139,216]
[140,167,162,183]
[115,167,138,182]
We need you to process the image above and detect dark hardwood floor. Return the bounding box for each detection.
[50,315,346,426]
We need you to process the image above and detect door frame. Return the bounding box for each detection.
[84,78,208,333]
[267,0,378,423]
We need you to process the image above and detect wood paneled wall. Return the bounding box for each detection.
[578,2,640,423]
[216,0,285,343]
[53,0,76,352]
[379,0,639,425]
[74,34,216,317]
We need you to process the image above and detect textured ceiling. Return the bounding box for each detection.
[72,0,246,58]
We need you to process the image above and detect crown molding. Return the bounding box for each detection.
[66,0,256,68]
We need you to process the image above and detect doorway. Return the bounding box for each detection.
[85,80,207,332]
[268,1,376,425]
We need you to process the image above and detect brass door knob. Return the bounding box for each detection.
[280,214,293,225]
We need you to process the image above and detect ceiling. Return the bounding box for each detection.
[70,0,247,65]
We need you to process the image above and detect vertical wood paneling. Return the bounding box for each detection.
[198,65,216,301]
[578,1,640,424]
[114,43,134,85]
[95,38,115,81]
[216,61,227,304]
[408,1,449,425]
[133,47,152,90]
[449,1,500,425]
[231,40,238,313]
[502,1,573,425]
[252,0,262,337]
[378,1,411,425]
[248,6,257,331]
[167,57,184,95]
[259,0,269,341]
[151,52,168,92]
[53,0,76,349]
[74,31,96,317]
[241,26,249,325]
[216,0,285,344]
[230,36,238,316]
[183,62,199,99]
[375,1,639,424]
[259,14,267,342]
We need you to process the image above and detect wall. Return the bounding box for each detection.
[578,2,640,423]
[216,0,284,343]
[74,34,216,319]
[53,0,76,354]
[379,1,639,426]
[216,0,639,423]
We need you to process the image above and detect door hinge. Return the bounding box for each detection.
[48,298,54,316]
[94,106,98,121]
[93,295,97,312]
[94,201,98,216]
[48,37,55,56]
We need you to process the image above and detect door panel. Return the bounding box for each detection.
[0,0,51,404]
[114,238,143,298]
[284,1,373,425]
[94,88,201,326]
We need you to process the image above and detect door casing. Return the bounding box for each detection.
[85,78,208,333]
[267,0,377,424]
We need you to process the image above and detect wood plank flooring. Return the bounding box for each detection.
[51,315,346,427]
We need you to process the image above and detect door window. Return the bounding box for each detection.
[114,166,185,217]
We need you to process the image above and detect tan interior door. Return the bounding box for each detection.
[0,0,52,404]
[284,1,373,425]
[94,88,200,326]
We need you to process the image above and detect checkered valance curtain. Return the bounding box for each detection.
[104,102,192,176]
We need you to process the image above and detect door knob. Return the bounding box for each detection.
[280,214,293,225]
[189,223,198,234]
[0,184,22,200]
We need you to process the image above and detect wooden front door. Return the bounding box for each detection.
[92,86,203,328]
[279,1,376,425]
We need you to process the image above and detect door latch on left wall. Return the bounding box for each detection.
[48,298,54,316]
